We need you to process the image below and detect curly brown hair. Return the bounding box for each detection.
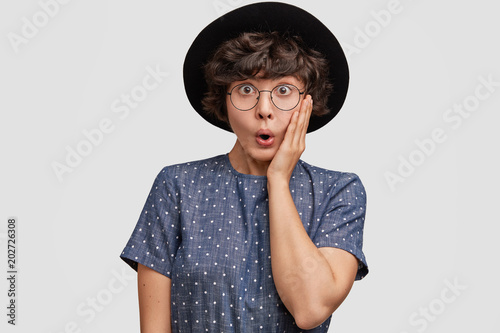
[202,31,333,126]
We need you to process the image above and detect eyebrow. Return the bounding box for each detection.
[235,77,303,87]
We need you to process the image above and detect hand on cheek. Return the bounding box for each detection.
[267,95,313,183]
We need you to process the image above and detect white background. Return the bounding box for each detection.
[1,0,499,332]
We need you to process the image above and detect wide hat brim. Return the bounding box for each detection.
[183,2,349,133]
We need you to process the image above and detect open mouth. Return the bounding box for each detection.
[256,130,274,146]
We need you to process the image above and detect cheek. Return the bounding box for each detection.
[274,112,294,132]
[227,108,249,135]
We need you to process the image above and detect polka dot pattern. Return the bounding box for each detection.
[121,154,367,332]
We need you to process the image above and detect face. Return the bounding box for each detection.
[226,75,305,165]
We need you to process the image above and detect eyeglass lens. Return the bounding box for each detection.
[229,84,301,111]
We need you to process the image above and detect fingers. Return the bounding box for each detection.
[291,95,312,148]
[281,95,312,152]
[268,95,312,179]
[300,95,312,137]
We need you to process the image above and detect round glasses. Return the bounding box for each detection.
[227,83,305,111]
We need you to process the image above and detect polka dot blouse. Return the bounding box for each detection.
[121,154,368,332]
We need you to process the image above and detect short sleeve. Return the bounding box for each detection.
[120,169,181,278]
[313,173,368,280]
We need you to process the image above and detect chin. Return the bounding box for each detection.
[251,148,277,162]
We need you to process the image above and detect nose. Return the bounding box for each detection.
[255,90,274,120]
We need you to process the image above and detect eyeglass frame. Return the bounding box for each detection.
[226,83,306,111]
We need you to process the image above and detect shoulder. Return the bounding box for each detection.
[295,160,366,199]
[296,160,365,187]
[155,154,228,182]
[149,155,226,199]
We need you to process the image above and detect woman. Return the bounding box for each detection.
[121,2,368,332]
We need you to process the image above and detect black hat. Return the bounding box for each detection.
[183,2,349,133]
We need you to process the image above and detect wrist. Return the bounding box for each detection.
[266,175,290,192]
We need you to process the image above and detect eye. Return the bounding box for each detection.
[275,85,293,96]
[237,84,256,96]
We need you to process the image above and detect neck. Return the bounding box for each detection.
[228,141,270,176]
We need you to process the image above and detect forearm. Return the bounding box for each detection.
[267,178,337,328]
[137,264,172,333]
